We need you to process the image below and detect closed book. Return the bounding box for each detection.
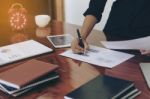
[0,59,58,89]
[116,86,141,99]
[64,75,134,99]
[128,90,141,99]
[0,72,59,95]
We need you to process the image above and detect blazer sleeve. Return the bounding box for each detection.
[84,0,107,23]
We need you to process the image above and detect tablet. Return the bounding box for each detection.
[47,34,73,48]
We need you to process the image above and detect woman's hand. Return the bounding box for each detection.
[71,38,89,54]
[140,49,150,56]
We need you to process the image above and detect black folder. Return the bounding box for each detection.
[64,75,139,99]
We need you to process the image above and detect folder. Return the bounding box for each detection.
[0,59,58,89]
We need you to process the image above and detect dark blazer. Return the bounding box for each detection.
[84,0,150,40]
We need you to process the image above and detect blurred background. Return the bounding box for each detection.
[0,0,62,27]
[0,0,113,31]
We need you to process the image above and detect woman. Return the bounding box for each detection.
[71,0,150,55]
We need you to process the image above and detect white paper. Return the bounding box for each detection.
[64,96,73,99]
[101,36,150,50]
[60,45,134,68]
[0,40,53,66]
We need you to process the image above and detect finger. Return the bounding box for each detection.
[73,48,84,54]
[84,42,89,50]
[140,50,150,55]
[72,46,84,54]
[76,45,84,51]
[83,43,88,53]
[71,46,84,54]
[71,40,79,51]
[139,49,145,52]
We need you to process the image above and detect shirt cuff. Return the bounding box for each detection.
[83,8,102,23]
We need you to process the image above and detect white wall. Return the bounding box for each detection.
[64,0,114,31]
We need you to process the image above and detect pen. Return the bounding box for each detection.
[77,29,84,48]
[77,29,86,54]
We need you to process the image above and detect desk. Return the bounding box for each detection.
[0,21,149,99]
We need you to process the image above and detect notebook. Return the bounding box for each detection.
[0,40,53,66]
[0,59,58,89]
[0,72,59,96]
[140,63,150,89]
[64,75,134,99]
[116,86,141,99]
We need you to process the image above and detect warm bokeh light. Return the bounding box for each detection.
[36,27,51,38]
[0,1,52,46]
[10,33,29,43]
[10,12,27,30]
[8,3,27,30]
[0,1,50,27]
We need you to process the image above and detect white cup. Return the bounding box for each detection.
[35,15,51,27]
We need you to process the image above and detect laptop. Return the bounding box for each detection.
[0,40,53,66]
[140,63,150,88]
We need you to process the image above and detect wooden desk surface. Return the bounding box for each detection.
[0,21,150,99]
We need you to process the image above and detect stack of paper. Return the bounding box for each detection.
[101,36,150,50]
[0,59,59,96]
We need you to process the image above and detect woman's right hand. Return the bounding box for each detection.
[71,38,89,54]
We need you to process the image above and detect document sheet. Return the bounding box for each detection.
[101,36,150,50]
[60,45,134,68]
[0,40,53,66]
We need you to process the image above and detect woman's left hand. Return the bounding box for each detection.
[140,49,150,56]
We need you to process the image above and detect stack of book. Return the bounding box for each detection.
[0,59,59,96]
[64,75,141,99]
